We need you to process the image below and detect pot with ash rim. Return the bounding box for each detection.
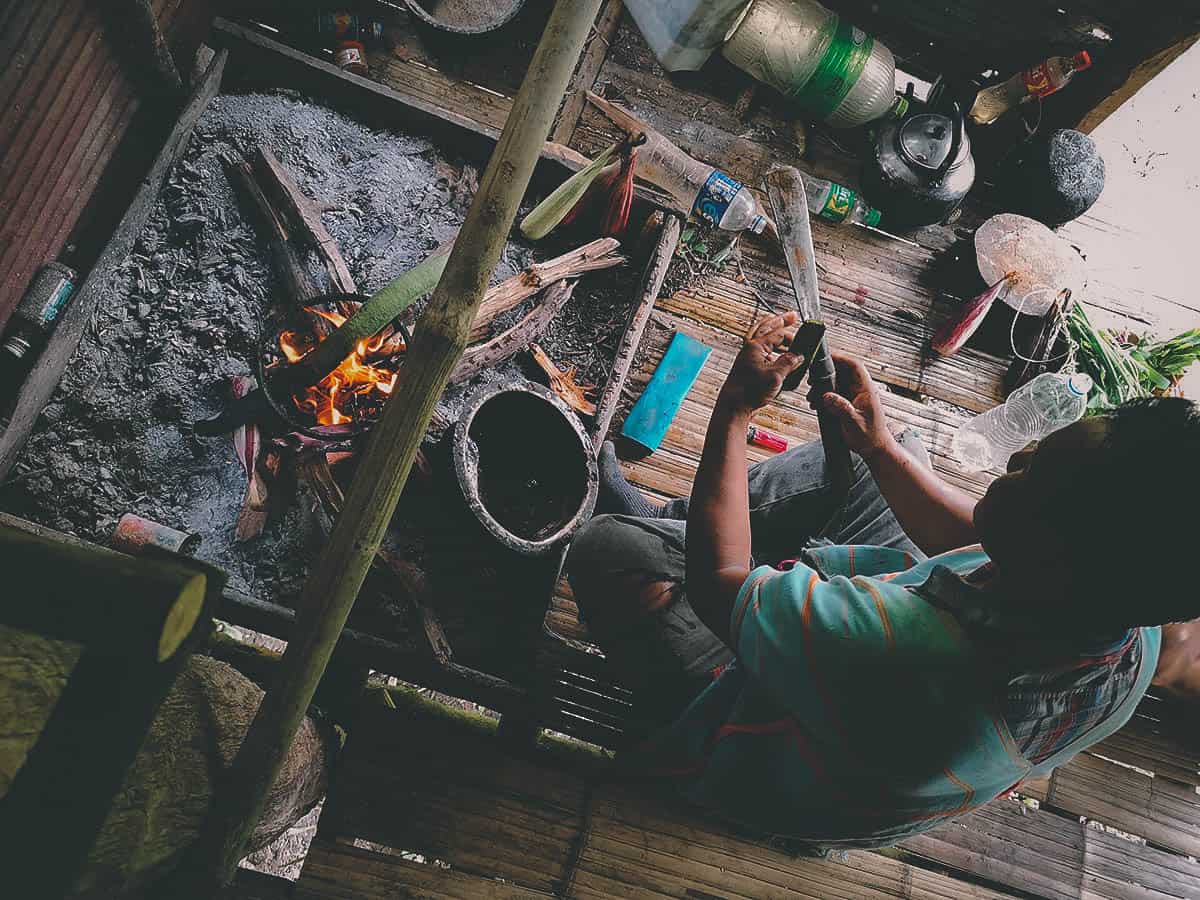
[452,380,598,556]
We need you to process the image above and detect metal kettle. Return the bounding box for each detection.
[861,101,975,227]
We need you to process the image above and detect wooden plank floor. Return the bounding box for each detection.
[212,6,1200,899]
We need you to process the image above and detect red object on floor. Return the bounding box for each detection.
[747,424,788,452]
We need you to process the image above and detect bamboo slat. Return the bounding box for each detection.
[902,795,1200,900]
[301,704,1017,900]
[1024,751,1200,859]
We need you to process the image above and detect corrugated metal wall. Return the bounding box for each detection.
[0,0,208,331]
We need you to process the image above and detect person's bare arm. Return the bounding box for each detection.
[816,352,978,556]
[1153,620,1200,702]
[687,313,802,644]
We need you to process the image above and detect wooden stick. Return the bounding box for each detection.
[188,1,605,885]
[450,280,577,384]
[592,214,682,447]
[251,144,358,296]
[468,238,622,342]
[530,343,597,415]
[220,151,325,307]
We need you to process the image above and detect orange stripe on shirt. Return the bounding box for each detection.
[858,578,896,651]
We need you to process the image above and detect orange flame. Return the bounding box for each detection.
[278,308,402,426]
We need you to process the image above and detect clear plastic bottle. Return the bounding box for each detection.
[635,129,769,233]
[953,372,1092,472]
[721,0,897,128]
[804,173,882,227]
[969,52,1093,125]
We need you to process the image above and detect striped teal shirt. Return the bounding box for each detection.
[632,544,1159,847]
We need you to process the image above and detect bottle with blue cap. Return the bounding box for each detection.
[632,125,770,235]
[953,371,1093,472]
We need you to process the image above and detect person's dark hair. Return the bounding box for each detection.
[1065,397,1199,629]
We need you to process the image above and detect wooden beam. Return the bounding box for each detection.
[0,514,219,900]
[592,213,681,447]
[186,1,606,887]
[0,520,208,663]
[0,49,227,482]
[1077,33,1200,133]
[99,0,186,103]
[550,0,624,145]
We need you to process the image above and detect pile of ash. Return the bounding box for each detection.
[0,91,632,603]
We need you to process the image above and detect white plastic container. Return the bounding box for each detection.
[953,372,1092,472]
[721,0,898,128]
[622,0,752,72]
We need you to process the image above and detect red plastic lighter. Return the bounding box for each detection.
[747,424,788,453]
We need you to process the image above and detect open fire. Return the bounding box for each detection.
[278,308,404,426]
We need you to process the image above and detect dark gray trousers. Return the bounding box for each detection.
[566,432,929,727]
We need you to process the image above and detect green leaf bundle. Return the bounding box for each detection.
[520,141,621,240]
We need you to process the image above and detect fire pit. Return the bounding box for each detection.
[452,381,597,556]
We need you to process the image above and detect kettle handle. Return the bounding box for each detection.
[934,101,965,183]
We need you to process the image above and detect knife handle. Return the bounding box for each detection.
[809,338,854,494]
[781,320,825,393]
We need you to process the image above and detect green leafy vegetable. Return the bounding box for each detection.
[1066,305,1200,412]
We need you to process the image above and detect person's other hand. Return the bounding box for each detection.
[718,312,804,415]
[812,351,895,461]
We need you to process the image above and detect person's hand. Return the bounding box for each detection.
[811,351,896,461]
[717,312,804,416]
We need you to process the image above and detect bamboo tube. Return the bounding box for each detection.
[186,0,606,887]
[0,521,206,663]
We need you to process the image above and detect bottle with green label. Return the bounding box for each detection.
[804,173,882,227]
[722,0,898,128]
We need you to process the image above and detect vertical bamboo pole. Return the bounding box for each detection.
[187,0,605,887]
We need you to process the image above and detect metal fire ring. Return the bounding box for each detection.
[452,379,598,556]
[403,0,526,35]
[258,292,412,440]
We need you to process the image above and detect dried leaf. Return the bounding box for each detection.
[530,344,597,416]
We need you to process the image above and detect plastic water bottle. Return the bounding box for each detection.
[804,173,882,227]
[969,52,1093,125]
[635,129,769,233]
[722,0,898,128]
[622,0,753,72]
[953,372,1092,471]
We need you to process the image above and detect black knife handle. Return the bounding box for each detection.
[781,320,825,392]
[809,338,854,494]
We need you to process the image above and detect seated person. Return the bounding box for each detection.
[567,311,1200,850]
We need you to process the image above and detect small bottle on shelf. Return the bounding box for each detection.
[969,52,1093,125]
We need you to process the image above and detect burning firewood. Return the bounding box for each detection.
[231,375,270,542]
[529,343,597,416]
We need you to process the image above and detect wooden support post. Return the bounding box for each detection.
[187,0,605,886]
[0,516,219,900]
[100,0,186,103]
